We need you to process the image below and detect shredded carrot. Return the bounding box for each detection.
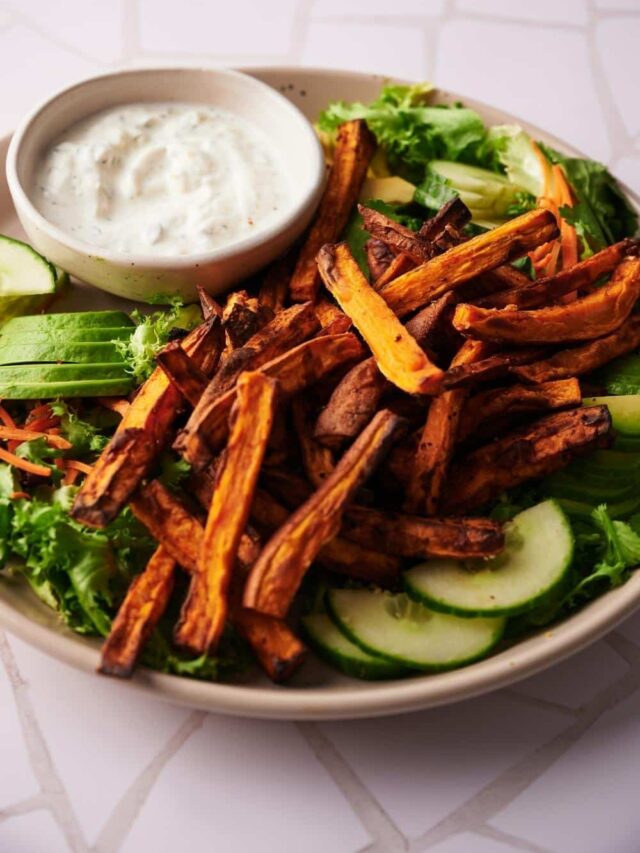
[0,447,51,477]
[26,404,54,423]
[97,397,130,417]
[0,404,17,429]
[0,426,71,450]
[25,417,59,433]
[9,491,30,500]
[63,468,81,485]
[64,459,93,475]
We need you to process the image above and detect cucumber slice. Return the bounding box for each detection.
[302,613,408,680]
[327,589,505,671]
[0,327,133,345]
[0,235,57,326]
[0,341,125,365]
[405,501,573,618]
[2,311,133,332]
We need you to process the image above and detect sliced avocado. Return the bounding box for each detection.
[0,378,134,399]
[359,176,416,205]
[0,363,133,399]
[0,327,134,346]
[0,341,125,365]
[3,311,133,333]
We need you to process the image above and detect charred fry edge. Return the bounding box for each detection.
[156,341,208,407]
[244,409,404,618]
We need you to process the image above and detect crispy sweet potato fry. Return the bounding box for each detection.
[378,209,559,317]
[290,120,376,302]
[365,238,395,280]
[259,471,504,560]
[314,299,352,335]
[513,315,640,384]
[197,286,222,319]
[457,378,582,443]
[222,290,273,348]
[453,256,640,345]
[99,545,176,678]
[405,339,489,515]
[244,409,404,617]
[443,347,545,389]
[314,293,456,449]
[251,490,400,586]
[72,316,224,528]
[259,250,297,313]
[291,396,334,487]
[132,478,305,681]
[175,332,364,469]
[479,240,635,310]
[360,205,434,264]
[175,372,276,654]
[442,406,612,513]
[373,252,416,289]
[156,341,207,406]
[205,302,320,399]
[418,197,472,241]
[317,243,444,395]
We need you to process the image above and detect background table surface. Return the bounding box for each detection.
[1,1,640,851]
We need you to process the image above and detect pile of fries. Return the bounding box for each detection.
[70,119,640,683]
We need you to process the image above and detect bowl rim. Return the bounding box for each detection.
[5,65,325,269]
[2,64,640,720]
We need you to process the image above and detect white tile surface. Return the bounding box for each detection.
[0,810,68,853]
[322,694,568,838]
[513,641,628,709]
[492,688,640,853]
[1,4,640,852]
[9,637,190,846]
[137,0,299,56]
[302,20,427,79]
[455,0,589,25]
[436,19,611,161]
[122,715,370,853]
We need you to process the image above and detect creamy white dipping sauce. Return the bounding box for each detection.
[33,103,291,257]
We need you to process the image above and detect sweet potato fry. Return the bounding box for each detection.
[99,545,176,678]
[360,205,434,264]
[205,302,320,399]
[156,341,207,406]
[378,209,559,317]
[72,316,224,528]
[197,286,222,319]
[418,197,472,241]
[259,472,504,560]
[404,339,489,515]
[317,243,444,395]
[373,252,416,289]
[291,396,334,487]
[479,240,635,310]
[251,490,400,586]
[457,378,582,443]
[222,290,273,348]
[513,315,640,384]
[175,332,364,469]
[259,250,297,313]
[365,238,395,280]
[175,372,276,655]
[453,256,640,345]
[443,347,545,389]
[132,478,306,681]
[244,409,404,617]
[314,293,456,449]
[290,119,376,302]
[442,406,612,513]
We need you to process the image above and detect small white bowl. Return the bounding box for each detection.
[6,67,325,303]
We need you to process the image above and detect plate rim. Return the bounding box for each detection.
[1,64,639,720]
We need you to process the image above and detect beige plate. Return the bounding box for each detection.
[1,67,639,720]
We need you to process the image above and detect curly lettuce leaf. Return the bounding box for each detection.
[49,401,110,455]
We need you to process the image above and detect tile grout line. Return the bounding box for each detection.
[0,631,88,853]
[296,722,409,852]
[474,823,553,853]
[0,794,48,824]
[92,710,205,853]
[408,661,640,851]
[500,688,579,720]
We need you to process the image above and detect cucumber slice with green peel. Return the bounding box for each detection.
[3,311,133,332]
[405,501,574,618]
[0,327,134,345]
[0,378,134,399]
[584,396,640,438]
[0,341,125,365]
[302,614,408,680]
[326,589,505,671]
[0,234,56,297]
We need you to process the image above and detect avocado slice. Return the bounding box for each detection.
[0,341,126,366]
[0,378,134,399]
[0,363,133,399]
[0,327,134,346]
[3,311,133,333]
